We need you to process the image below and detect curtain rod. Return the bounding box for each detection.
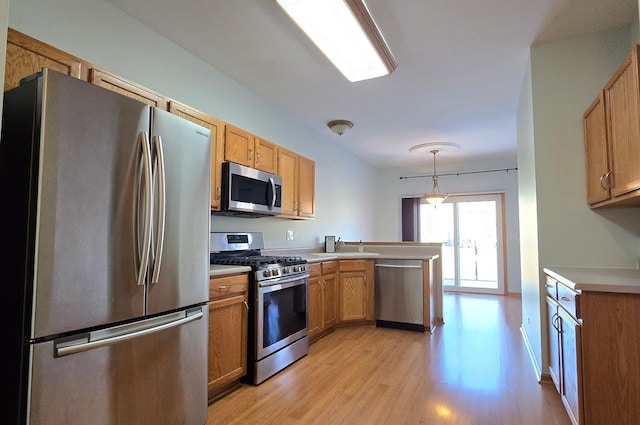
[399,167,517,180]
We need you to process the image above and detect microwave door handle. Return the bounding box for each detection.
[268,177,276,211]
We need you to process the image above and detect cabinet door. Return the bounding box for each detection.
[224,125,254,167]
[298,155,315,218]
[322,273,338,329]
[604,47,640,198]
[208,294,248,394]
[546,297,562,393]
[583,92,611,205]
[5,28,86,91]
[254,137,278,174]
[558,306,583,425]
[168,101,224,210]
[89,68,168,109]
[277,147,299,216]
[307,275,322,340]
[339,271,368,322]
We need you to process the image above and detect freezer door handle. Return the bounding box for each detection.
[136,131,153,286]
[54,307,204,357]
[151,135,166,284]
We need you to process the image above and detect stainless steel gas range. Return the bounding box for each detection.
[210,232,309,384]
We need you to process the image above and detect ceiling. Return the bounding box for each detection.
[107,0,637,169]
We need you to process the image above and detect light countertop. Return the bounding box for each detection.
[543,267,640,294]
[302,252,439,263]
[210,264,252,278]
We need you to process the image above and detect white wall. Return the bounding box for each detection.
[373,156,521,292]
[8,0,377,249]
[516,57,543,376]
[519,24,640,379]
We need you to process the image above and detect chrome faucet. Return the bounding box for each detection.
[336,237,345,252]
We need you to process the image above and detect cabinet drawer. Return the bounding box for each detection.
[309,263,321,278]
[210,273,248,300]
[557,282,581,320]
[322,260,337,275]
[339,259,369,272]
[545,276,558,300]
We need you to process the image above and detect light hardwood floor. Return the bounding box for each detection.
[208,293,570,425]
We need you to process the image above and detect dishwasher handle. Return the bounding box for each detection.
[374,263,423,269]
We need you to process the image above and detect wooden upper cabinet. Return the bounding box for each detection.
[277,148,315,219]
[603,45,640,198]
[583,92,611,205]
[5,28,88,91]
[224,126,278,173]
[224,124,254,167]
[583,44,640,208]
[298,155,315,218]
[168,100,225,210]
[254,137,278,174]
[277,147,300,217]
[89,67,168,109]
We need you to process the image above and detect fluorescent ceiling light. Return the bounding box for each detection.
[275,0,397,82]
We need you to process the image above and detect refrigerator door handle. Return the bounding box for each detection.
[54,307,204,357]
[151,135,166,284]
[136,131,153,287]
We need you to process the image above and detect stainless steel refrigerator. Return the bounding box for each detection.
[0,69,211,425]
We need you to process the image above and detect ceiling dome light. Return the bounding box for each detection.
[327,120,353,136]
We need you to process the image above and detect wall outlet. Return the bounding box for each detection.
[526,316,531,325]
[286,230,295,241]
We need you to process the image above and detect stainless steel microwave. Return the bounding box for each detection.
[220,162,282,216]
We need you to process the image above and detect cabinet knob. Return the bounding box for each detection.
[218,285,231,291]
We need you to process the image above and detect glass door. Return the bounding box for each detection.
[420,194,506,295]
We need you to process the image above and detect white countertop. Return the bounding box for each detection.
[543,267,640,294]
[210,264,252,278]
[303,252,439,263]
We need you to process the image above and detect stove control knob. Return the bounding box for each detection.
[293,266,300,272]
[263,269,272,277]
[283,267,290,274]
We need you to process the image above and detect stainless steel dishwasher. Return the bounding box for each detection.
[374,259,425,332]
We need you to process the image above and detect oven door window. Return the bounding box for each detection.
[263,284,307,348]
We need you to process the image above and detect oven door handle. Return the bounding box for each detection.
[258,273,309,289]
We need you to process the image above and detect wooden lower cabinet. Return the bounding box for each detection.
[545,272,640,425]
[338,259,374,324]
[308,261,338,342]
[208,273,248,402]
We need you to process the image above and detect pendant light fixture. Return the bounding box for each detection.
[423,149,447,205]
[409,142,460,206]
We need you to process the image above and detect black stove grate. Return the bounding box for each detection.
[210,253,305,269]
